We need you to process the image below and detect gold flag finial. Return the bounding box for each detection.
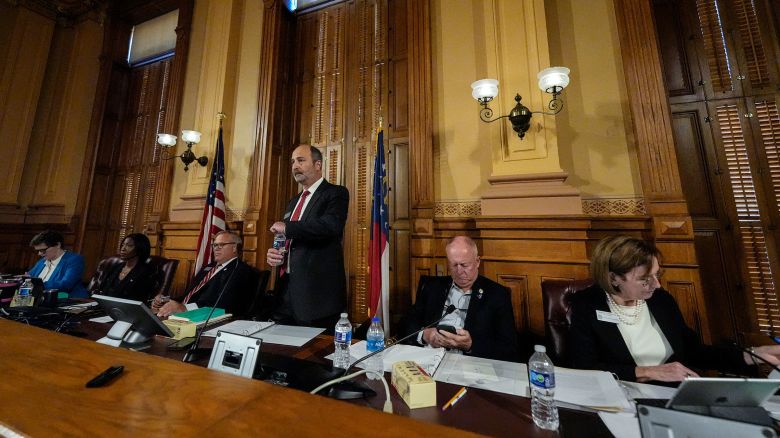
[217,112,226,127]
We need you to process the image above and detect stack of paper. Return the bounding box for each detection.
[346,342,446,376]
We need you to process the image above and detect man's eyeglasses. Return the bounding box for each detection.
[211,242,237,249]
[34,246,51,255]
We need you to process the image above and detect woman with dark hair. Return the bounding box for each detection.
[569,235,780,383]
[98,233,156,302]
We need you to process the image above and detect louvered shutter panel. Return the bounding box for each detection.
[696,0,733,93]
[717,103,779,334]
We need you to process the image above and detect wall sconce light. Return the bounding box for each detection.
[156,130,209,171]
[471,67,571,139]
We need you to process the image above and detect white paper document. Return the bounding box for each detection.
[554,367,632,412]
[203,320,275,338]
[250,324,324,347]
[89,315,114,323]
[433,353,529,396]
[346,341,446,375]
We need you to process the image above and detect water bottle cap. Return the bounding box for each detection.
[340,312,348,318]
[534,344,547,353]
[371,316,380,323]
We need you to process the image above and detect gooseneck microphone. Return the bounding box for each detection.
[325,304,457,400]
[182,261,238,363]
[342,304,457,377]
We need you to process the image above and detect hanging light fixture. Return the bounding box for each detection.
[156,130,208,171]
[471,67,571,139]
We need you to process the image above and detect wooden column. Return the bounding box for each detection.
[613,0,710,340]
[0,6,54,223]
[145,1,194,246]
[407,0,434,239]
[243,0,294,268]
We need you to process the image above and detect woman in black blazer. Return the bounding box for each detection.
[99,233,156,302]
[569,235,780,383]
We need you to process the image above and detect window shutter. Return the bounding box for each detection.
[732,0,770,87]
[717,103,779,334]
[696,0,733,93]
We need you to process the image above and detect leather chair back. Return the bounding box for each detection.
[87,256,123,294]
[146,256,179,298]
[541,278,594,366]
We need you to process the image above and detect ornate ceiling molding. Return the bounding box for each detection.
[6,0,108,25]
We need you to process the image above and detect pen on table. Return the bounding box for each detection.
[442,387,467,411]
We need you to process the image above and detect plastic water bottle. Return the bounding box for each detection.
[529,344,559,430]
[11,278,35,307]
[272,233,286,252]
[333,313,352,369]
[19,279,33,296]
[365,316,385,380]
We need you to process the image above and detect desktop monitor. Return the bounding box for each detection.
[93,294,173,347]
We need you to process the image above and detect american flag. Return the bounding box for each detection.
[194,127,227,275]
[368,128,390,332]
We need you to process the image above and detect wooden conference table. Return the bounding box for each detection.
[0,318,612,437]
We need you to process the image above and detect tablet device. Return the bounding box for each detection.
[667,377,780,409]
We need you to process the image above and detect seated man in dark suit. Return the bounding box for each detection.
[154,231,256,318]
[398,236,518,361]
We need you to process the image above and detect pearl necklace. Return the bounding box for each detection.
[604,291,645,325]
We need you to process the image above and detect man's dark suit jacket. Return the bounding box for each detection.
[101,262,156,302]
[185,259,257,318]
[398,275,518,362]
[281,179,349,322]
[569,284,750,381]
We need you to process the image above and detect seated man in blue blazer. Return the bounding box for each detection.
[28,230,88,298]
[398,236,518,362]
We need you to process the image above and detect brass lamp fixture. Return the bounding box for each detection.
[471,67,571,139]
[156,130,209,171]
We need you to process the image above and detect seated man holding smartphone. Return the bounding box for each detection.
[398,236,518,361]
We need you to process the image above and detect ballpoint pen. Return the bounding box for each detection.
[442,387,468,411]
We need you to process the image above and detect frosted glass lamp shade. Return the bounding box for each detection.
[537,67,570,93]
[471,79,499,101]
[157,133,177,147]
[181,130,202,144]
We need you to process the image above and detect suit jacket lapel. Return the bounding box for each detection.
[646,292,682,356]
[299,181,329,222]
[430,278,451,322]
[595,291,637,366]
[463,277,484,330]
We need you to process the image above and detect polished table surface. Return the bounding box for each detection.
[0,316,612,437]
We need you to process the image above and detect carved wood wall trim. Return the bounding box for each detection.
[407,0,434,215]
[244,0,295,269]
[612,0,686,211]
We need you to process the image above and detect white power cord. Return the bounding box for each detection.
[310,369,393,414]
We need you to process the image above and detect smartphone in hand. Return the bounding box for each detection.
[437,324,457,335]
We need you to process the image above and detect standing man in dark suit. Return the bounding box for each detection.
[266,145,349,329]
[398,236,518,361]
[155,231,256,318]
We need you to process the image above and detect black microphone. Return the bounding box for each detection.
[182,261,239,363]
[343,304,457,377]
[735,343,780,376]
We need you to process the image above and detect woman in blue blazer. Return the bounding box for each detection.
[27,230,88,298]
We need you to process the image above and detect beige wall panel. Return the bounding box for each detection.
[22,20,102,219]
[546,0,640,199]
[431,0,640,203]
[0,8,54,207]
